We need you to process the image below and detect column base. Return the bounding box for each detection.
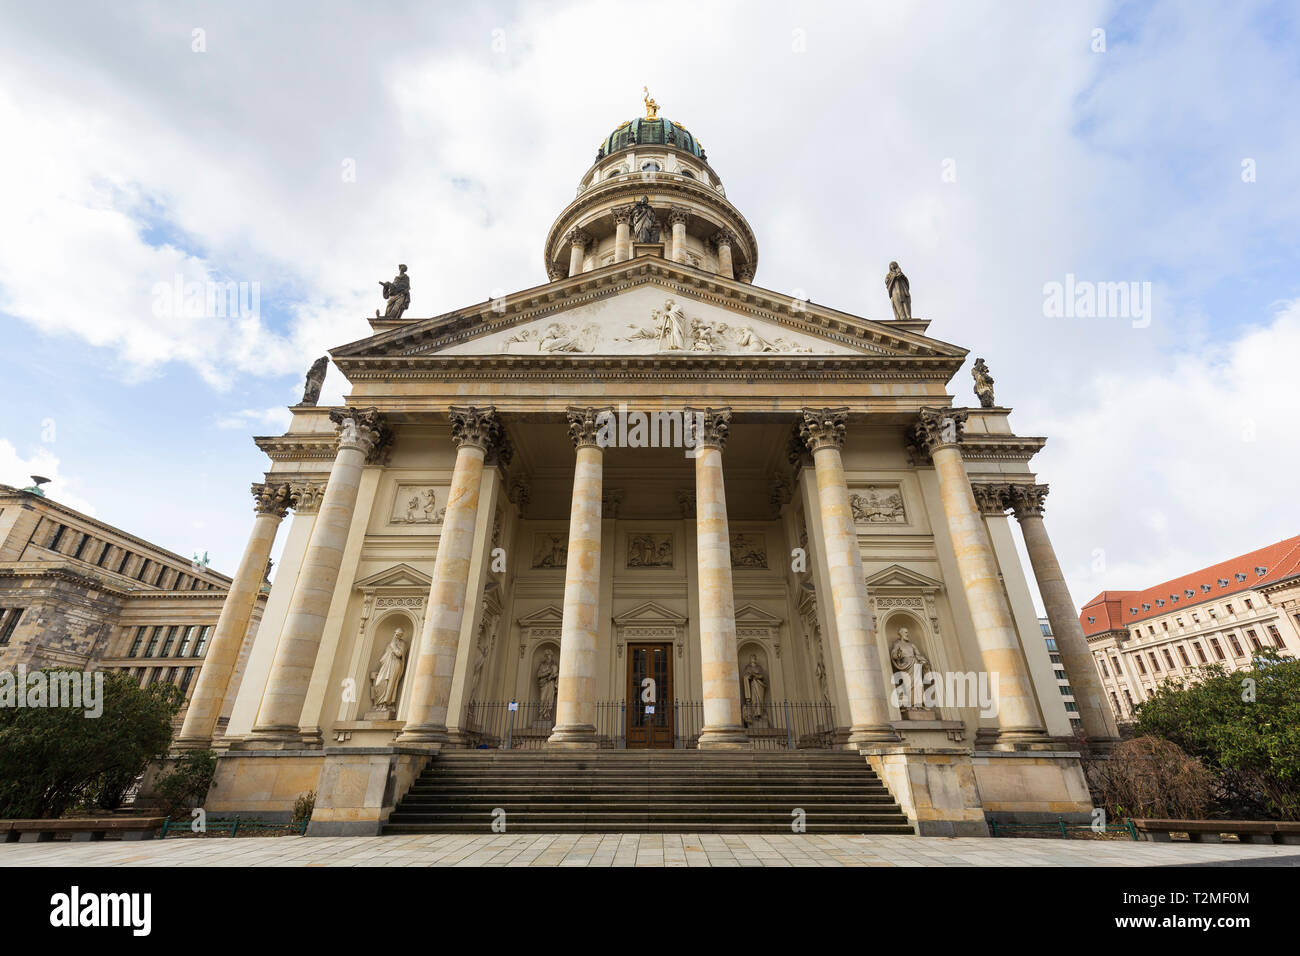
[697,726,753,750]
[172,735,214,752]
[1082,735,1120,754]
[547,724,599,749]
[847,725,903,747]
[393,723,449,748]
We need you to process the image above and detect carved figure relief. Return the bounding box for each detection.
[626,532,673,568]
[532,532,568,569]
[730,533,768,569]
[849,487,907,524]
[620,300,815,354]
[391,486,446,525]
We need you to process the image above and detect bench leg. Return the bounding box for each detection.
[17,832,52,843]
[1188,832,1222,843]
[69,832,94,843]
[1245,834,1275,845]
[121,831,150,841]
[1141,831,1171,842]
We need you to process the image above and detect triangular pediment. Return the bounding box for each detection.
[734,603,783,626]
[517,605,564,628]
[331,258,967,367]
[864,564,945,592]
[354,563,432,591]
[613,600,688,627]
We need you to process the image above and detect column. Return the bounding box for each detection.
[688,407,750,749]
[613,205,632,262]
[712,229,734,279]
[1009,484,1120,748]
[548,407,609,748]
[797,408,898,745]
[176,481,293,748]
[668,207,689,264]
[397,406,502,745]
[246,408,390,745]
[566,227,591,276]
[911,408,1049,745]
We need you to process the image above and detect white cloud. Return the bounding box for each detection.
[214,407,294,432]
[0,439,98,516]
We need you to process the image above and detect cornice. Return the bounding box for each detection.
[0,564,233,597]
[957,435,1048,462]
[253,434,339,461]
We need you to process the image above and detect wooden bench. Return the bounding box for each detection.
[1,817,166,843]
[1131,818,1300,845]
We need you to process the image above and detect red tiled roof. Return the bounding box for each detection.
[1079,534,1300,636]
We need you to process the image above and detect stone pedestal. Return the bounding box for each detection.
[305,747,434,836]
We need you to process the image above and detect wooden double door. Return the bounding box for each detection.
[626,642,673,748]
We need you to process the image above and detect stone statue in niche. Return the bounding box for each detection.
[890,626,933,715]
[972,357,996,408]
[630,195,659,242]
[849,487,906,524]
[885,261,911,320]
[741,654,769,726]
[536,648,559,722]
[377,264,410,320]
[367,627,408,718]
[300,356,328,405]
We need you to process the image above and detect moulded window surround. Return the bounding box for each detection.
[1193,643,1207,663]
[1162,648,1175,669]
[1177,646,1191,666]
[1267,624,1283,647]
[1228,633,1244,656]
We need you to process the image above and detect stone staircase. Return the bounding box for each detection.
[382,750,913,834]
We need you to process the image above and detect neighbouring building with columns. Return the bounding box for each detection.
[196,103,1103,836]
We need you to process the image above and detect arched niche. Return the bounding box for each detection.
[736,640,773,728]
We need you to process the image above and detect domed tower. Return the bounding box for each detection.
[544,91,758,283]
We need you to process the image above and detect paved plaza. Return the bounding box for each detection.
[2,833,1297,867]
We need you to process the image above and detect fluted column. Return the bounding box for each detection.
[1009,483,1119,748]
[712,230,735,279]
[798,408,897,745]
[613,205,632,263]
[911,408,1049,745]
[566,227,591,276]
[176,481,293,748]
[397,407,503,745]
[688,407,750,749]
[548,407,610,748]
[247,408,390,745]
[668,207,689,264]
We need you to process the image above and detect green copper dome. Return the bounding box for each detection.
[598,118,706,161]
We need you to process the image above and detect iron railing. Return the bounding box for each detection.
[462,699,837,751]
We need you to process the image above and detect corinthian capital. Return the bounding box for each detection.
[667,206,690,226]
[251,481,294,518]
[1009,483,1049,518]
[710,229,735,250]
[970,482,1012,516]
[289,479,328,514]
[448,405,503,453]
[612,204,633,225]
[908,406,969,460]
[329,406,392,463]
[566,227,592,248]
[685,406,732,450]
[566,406,613,449]
[798,407,849,452]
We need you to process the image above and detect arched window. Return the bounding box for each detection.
[680,168,695,179]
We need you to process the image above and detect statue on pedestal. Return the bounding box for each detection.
[890,626,932,713]
[885,261,911,320]
[742,654,768,726]
[300,356,328,405]
[972,358,996,408]
[376,264,410,320]
[631,195,659,243]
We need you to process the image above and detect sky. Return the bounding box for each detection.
[0,0,1296,611]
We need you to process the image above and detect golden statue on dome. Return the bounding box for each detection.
[643,86,659,120]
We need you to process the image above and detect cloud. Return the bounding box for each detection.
[214,407,294,432]
[0,439,98,516]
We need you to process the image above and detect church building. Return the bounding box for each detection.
[185,97,1111,837]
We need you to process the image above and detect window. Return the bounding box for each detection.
[1228,633,1244,656]
[1192,613,1199,623]
[1149,652,1161,672]
[1247,629,1262,651]
[178,667,195,695]
[1162,648,1175,669]
[1225,603,1234,615]
[1111,657,1122,675]
[1099,659,1110,677]
[1059,685,1071,695]
[1193,643,1207,663]
[0,608,24,645]
[1210,637,1225,660]
[1267,624,1284,648]
[1178,646,1191,666]
[1208,608,1217,619]
[48,524,66,551]
[1110,692,1121,714]
[177,626,197,657]
[1135,656,1147,675]
[193,625,212,657]
[1161,621,1169,631]
[1148,625,1156,636]
[144,627,163,657]
[1244,598,1254,610]
[1123,689,1134,711]
[1065,702,1079,713]
[128,627,146,657]
[1175,617,1183,627]
[159,626,178,657]
[1054,669,1067,680]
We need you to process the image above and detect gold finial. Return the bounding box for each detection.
[643,86,659,121]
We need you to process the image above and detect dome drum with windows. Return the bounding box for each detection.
[545,91,757,282]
